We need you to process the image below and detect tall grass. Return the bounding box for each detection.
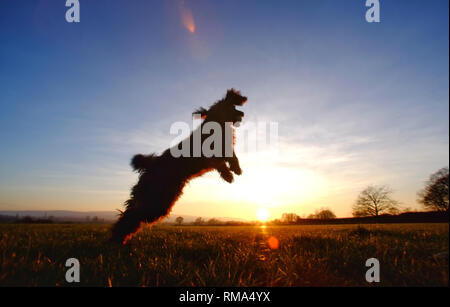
[0,223,447,286]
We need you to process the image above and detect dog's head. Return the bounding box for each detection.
[194,89,247,125]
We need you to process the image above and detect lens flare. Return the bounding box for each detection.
[268,236,279,249]
[181,7,195,33]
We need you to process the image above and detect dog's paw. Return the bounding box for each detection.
[233,167,242,176]
[230,164,242,175]
[220,171,234,183]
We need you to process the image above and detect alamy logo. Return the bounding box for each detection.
[365,258,380,283]
[169,116,278,158]
[65,258,80,283]
[365,0,380,23]
[65,0,80,23]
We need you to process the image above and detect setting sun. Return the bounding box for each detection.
[257,208,270,222]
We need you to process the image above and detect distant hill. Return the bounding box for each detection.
[0,210,248,223]
[0,210,118,222]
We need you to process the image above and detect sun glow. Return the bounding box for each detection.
[176,145,330,221]
[257,208,270,222]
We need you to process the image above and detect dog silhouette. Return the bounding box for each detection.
[111,89,247,244]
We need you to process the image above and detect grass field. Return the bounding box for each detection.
[0,223,448,286]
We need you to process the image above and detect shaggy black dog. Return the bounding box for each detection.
[111,89,247,244]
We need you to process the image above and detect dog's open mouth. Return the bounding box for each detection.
[233,110,244,125]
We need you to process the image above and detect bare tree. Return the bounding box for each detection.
[353,185,399,217]
[281,213,299,223]
[175,216,184,225]
[418,167,449,212]
[313,208,336,220]
[207,218,221,225]
[193,217,204,225]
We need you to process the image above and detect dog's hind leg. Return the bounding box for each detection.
[111,198,176,244]
[110,208,143,245]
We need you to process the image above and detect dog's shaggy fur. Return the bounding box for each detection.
[111,89,247,244]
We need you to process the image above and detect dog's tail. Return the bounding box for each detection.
[131,154,157,172]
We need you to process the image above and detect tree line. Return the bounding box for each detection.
[352,167,448,217]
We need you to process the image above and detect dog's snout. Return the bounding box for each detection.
[233,96,247,106]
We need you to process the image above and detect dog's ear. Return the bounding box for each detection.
[226,89,240,99]
[226,89,247,106]
[193,107,208,119]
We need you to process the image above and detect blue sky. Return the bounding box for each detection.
[0,0,448,219]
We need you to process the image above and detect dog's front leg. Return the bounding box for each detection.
[216,160,234,183]
[227,151,242,175]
